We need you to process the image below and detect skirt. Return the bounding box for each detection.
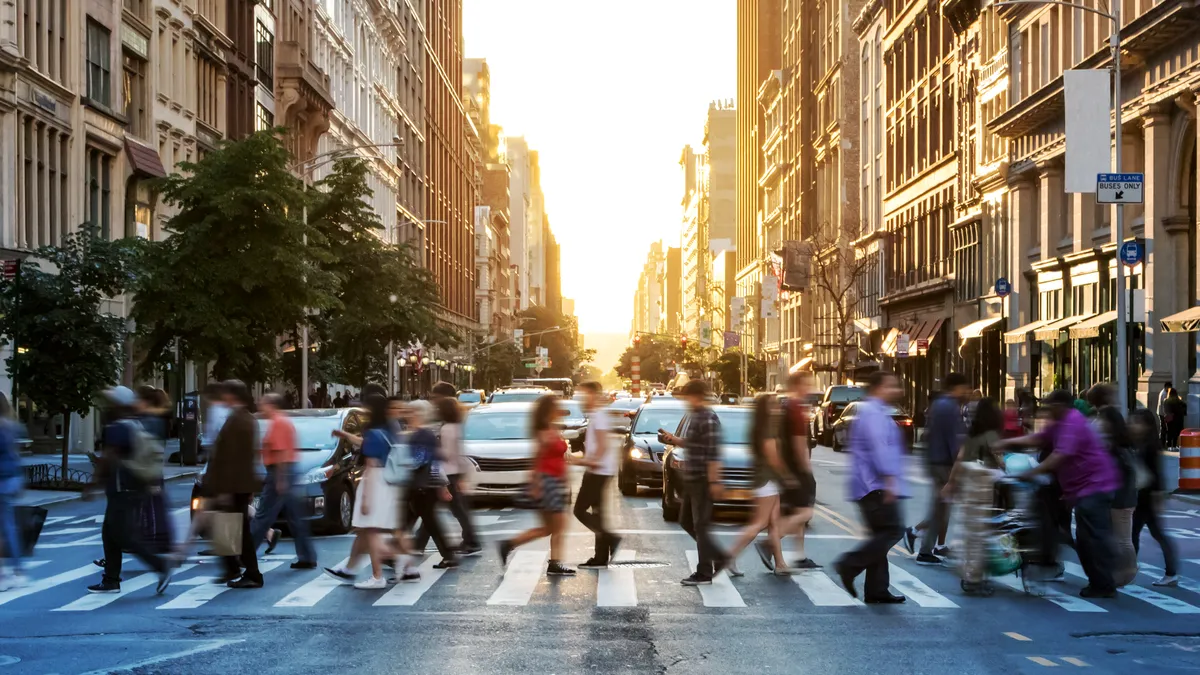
[352,467,399,530]
[754,481,779,499]
[538,473,570,513]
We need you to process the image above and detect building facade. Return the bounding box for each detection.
[660,245,683,335]
[632,241,665,338]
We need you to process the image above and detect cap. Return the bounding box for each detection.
[103,385,137,407]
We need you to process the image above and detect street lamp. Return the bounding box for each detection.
[995,0,1127,411]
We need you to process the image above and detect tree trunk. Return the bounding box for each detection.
[60,410,72,479]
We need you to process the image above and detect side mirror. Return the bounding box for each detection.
[562,429,581,441]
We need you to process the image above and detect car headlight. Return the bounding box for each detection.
[302,466,331,484]
[630,447,646,460]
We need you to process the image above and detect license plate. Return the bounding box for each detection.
[724,489,753,501]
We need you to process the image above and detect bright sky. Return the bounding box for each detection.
[463,0,736,335]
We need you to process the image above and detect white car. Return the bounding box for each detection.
[462,402,579,498]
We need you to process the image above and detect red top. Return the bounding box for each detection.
[534,436,568,477]
[1002,409,1023,438]
[261,416,297,466]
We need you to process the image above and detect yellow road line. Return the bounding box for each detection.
[1027,656,1059,666]
[1004,632,1032,642]
[1061,657,1089,667]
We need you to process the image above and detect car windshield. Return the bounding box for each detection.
[633,406,687,434]
[559,401,583,418]
[714,409,752,444]
[489,391,544,403]
[257,416,340,451]
[829,387,865,403]
[464,412,533,441]
[458,391,482,404]
[609,400,641,413]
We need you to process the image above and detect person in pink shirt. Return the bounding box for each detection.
[249,393,316,570]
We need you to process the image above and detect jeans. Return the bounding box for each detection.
[0,476,22,571]
[102,491,167,584]
[837,490,904,599]
[408,488,456,560]
[917,464,952,555]
[1074,491,1116,593]
[249,464,316,564]
[413,476,477,549]
[573,472,613,562]
[679,480,724,576]
[1133,488,1178,576]
[220,493,261,581]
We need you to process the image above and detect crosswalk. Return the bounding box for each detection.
[2,551,1199,617]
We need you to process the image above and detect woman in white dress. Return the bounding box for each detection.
[323,394,400,589]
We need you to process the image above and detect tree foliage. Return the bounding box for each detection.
[516,305,593,378]
[0,224,142,469]
[802,221,878,380]
[613,333,690,385]
[709,350,767,394]
[475,340,521,391]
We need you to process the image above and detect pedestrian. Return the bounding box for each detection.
[904,372,969,565]
[333,391,346,408]
[411,394,480,557]
[87,386,174,595]
[574,381,621,570]
[658,380,728,586]
[1003,389,1121,598]
[1157,381,1173,447]
[723,393,792,576]
[136,386,173,556]
[208,380,264,589]
[0,394,25,591]
[962,389,982,429]
[1088,384,1138,587]
[1129,408,1179,586]
[201,382,228,463]
[833,370,908,603]
[775,371,820,571]
[497,394,577,577]
[249,393,317,570]
[431,381,457,399]
[403,400,459,568]
[1163,387,1187,448]
[1003,399,1023,437]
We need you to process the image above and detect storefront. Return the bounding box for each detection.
[957,315,1006,401]
[881,317,949,425]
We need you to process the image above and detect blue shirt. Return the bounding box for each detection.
[408,427,439,469]
[925,395,964,466]
[846,397,909,501]
[0,421,19,480]
[361,428,393,463]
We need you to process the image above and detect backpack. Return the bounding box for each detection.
[383,430,414,486]
[120,419,164,486]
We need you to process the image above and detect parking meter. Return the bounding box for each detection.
[179,391,200,465]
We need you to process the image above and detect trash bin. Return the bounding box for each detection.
[1179,429,1200,492]
[179,391,200,466]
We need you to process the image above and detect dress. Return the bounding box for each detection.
[352,429,399,530]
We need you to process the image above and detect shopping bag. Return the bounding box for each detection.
[208,511,243,556]
[14,505,47,557]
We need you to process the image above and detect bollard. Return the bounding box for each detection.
[1179,429,1200,492]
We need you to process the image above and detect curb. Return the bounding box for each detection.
[19,470,201,508]
[1170,491,1200,507]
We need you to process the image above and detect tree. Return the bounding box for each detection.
[614,333,690,385]
[132,130,337,383]
[475,340,521,391]
[799,221,878,381]
[709,350,766,394]
[0,224,142,474]
[516,305,593,378]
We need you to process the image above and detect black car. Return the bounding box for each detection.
[810,385,866,446]
[607,398,642,435]
[190,408,368,534]
[830,401,915,452]
[660,405,756,521]
[616,399,688,496]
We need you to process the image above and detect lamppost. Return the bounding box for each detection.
[995,0,1126,410]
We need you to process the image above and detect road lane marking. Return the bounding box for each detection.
[42,517,74,525]
[39,527,100,537]
[274,557,352,607]
[158,561,284,610]
[23,560,50,570]
[54,564,198,611]
[887,564,958,607]
[488,549,548,606]
[1004,632,1032,641]
[1138,563,1200,595]
[1060,657,1089,666]
[38,533,104,549]
[1064,562,1200,613]
[596,550,637,607]
[790,570,863,606]
[375,554,446,607]
[991,574,1106,612]
[684,550,745,608]
[1027,656,1059,666]
[75,639,243,675]
[0,562,108,607]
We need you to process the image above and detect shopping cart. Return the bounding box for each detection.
[954,460,1047,597]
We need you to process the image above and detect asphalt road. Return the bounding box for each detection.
[2,447,1200,674]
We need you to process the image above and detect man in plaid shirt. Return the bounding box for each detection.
[660,380,728,585]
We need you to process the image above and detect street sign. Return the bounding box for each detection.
[524,363,537,368]
[897,333,910,359]
[916,338,929,352]
[1119,240,1144,267]
[724,331,740,349]
[1096,173,1144,204]
[995,277,1011,298]
[2,259,19,281]
[513,328,523,341]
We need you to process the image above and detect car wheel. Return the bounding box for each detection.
[328,484,353,535]
[618,465,639,496]
[661,479,680,522]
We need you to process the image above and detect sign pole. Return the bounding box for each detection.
[1111,12,1128,414]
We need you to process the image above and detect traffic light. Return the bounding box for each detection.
[633,334,641,348]
[680,335,688,350]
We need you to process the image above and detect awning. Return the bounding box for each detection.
[1069,310,1117,339]
[914,318,945,344]
[1004,318,1051,344]
[880,328,900,357]
[124,138,167,178]
[1160,306,1200,333]
[1033,314,1093,341]
[959,316,1005,342]
[789,356,814,373]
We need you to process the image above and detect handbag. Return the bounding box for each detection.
[208,510,243,556]
[13,505,47,557]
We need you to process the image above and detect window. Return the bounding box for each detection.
[86,20,112,107]
[255,103,274,131]
[87,148,114,239]
[123,53,148,137]
[255,20,274,89]
[123,0,149,21]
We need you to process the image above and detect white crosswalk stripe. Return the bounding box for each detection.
[488,549,547,606]
[0,562,112,607]
[887,564,958,608]
[790,570,862,606]
[596,550,637,607]
[684,550,745,608]
[375,555,446,607]
[1063,562,1200,613]
[1138,563,1200,595]
[54,564,198,612]
[159,561,286,610]
[991,573,1107,612]
[275,557,352,608]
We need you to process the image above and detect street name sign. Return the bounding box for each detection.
[1096,173,1144,204]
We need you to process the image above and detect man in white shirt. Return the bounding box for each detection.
[575,381,620,569]
[202,382,229,460]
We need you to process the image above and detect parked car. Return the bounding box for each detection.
[616,398,688,496]
[487,387,551,404]
[607,398,643,435]
[461,402,578,500]
[810,385,866,446]
[457,389,485,409]
[830,401,915,452]
[190,408,367,534]
[558,399,589,450]
[660,405,755,521]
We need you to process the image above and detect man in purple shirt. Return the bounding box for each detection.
[1007,389,1120,597]
[834,371,908,604]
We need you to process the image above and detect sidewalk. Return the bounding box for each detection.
[17,440,202,507]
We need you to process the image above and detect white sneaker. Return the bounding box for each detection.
[353,575,388,590]
[0,573,24,592]
[1153,575,1180,587]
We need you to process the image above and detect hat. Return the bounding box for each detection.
[103,386,137,407]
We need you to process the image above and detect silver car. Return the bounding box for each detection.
[461,402,537,498]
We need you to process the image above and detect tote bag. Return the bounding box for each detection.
[209,511,243,556]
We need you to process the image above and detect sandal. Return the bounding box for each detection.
[265,528,281,555]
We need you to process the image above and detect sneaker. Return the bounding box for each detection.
[753,541,775,572]
[680,572,713,586]
[1153,575,1180,587]
[546,561,576,577]
[933,545,952,558]
[792,558,822,571]
[458,544,484,558]
[87,580,121,594]
[497,540,514,568]
[156,568,174,594]
[226,575,264,589]
[399,570,422,583]
[264,528,281,555]
[432,559,459,570]
[578,558,609,570]
[902,528,918,556]
[290,561,318,570]
[353,575,388,590]
[914,553,943,566]
[322,566,356,584]
[0,573,25,592]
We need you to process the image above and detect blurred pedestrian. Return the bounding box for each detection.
[1163,387,1187,449]
[136,386,173,556]
[498,394,576,577]
[250,393,317,570]
[1129,409,1178,586]
[905,372,968,565]
[333,391,347,408]
[962,389,983,429]
[834,371,908,603]
[209,380,263,589]
[1157,381,1173,446]
[201,382,228,463]
[1088,384,1137,587]
[574,381,620,569]
[1004,389,1120,598]
[1003,399,1023,438]
[87,387,174,595]
[0,394,25,591]
[658,380,728,586]
[403,400,459,571]
[723,393,791,576]
[776,371,819,571]
[412,395,480,557]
